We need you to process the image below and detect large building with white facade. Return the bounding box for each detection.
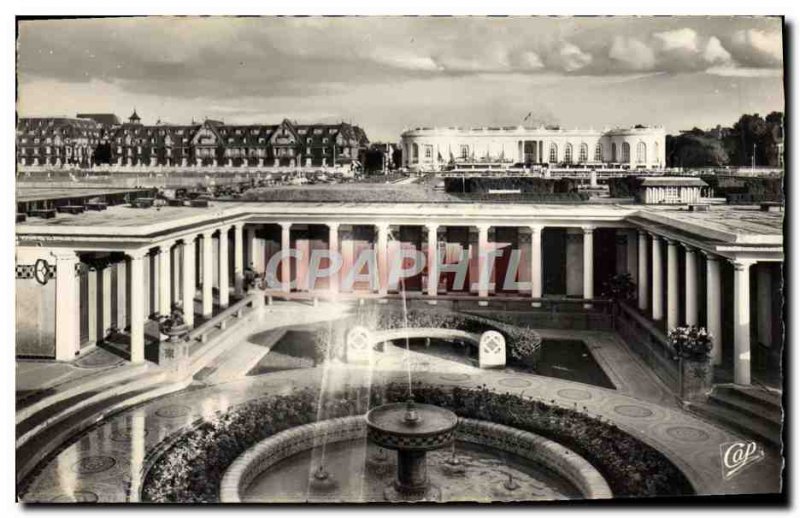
[400,125,666,172]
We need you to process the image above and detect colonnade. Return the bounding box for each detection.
[52,218,778,387]
[635,230,775,385]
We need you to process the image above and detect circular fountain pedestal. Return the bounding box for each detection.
[365,400,458,502]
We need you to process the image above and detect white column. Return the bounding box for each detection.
[582,227,594,308]
[732,259,754,385]
[280,222,292,293]
[477,224,490,302]
[158,243,172,316]
[101,265,112,338]
[202,230,214,317]
[638,230,648,311]
[53,251,80,361]
[328,222,340,293]
[666,239,679,330]
[530,225,543,307]
[704,252,723,366]
[376,223,389,296]
[128,250,147,363]
[426,224,439,298]
[757,263,773,348]
[116,260,127,330]
[651,234,663,321]
[172,246,182,305]
[233,223,244,297]
[87,266,98,344]
[218,227,230,308]
[684,245,698,326]
[182,237,196,328]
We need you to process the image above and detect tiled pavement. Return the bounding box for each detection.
[19,306,783,502]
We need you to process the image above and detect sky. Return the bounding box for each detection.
[16,16,785,141]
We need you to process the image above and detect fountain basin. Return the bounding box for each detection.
[365,401,458,451]
[220,416,612,503]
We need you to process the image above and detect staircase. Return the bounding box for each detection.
[687,385,783,449]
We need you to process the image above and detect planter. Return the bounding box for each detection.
[679,357,713,402]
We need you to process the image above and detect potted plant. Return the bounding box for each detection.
[668,325,713,402]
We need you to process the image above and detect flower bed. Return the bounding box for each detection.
[141,383,692,502]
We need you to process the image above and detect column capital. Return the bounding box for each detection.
[182,234,197,245]
[701,250,719,261]
[327,222,341,231]
[475,223,491,232]
[528,224,543,234]
[232,221,245,230]
[730,258,757,271]
[201,228,216,238]
[681,242,696,253]
[126,248,149,261]
[638,228,649,237]
[581,225,595,234]
[157,239,176,252]
[278,221,292,231]
[664,237,678,246]
[375,222,390,232]
[425,223,439,233]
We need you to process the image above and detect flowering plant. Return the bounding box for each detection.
[601,273,636,302]
[668,325,712,361]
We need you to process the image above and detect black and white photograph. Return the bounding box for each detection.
[6,6,792,508]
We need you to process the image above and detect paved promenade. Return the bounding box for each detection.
[19,304,782,502]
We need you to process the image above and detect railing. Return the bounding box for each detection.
[615,302,678,391]
[187,293,260,344]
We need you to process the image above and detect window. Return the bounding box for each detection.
[460,145,469,160]
[636,142,647,163]
[549,143,558,163]
[564,144,573,163]
[621,142,631,163]
[594,143,603,162]
[579,143,589,163]
[611,143,617,162]
[425,145,432,159]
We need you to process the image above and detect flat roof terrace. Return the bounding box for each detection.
[17,186,152,204]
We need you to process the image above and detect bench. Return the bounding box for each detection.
[167,199,186,207]
[189,199,209,208]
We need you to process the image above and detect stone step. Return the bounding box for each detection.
[709,388,783,426]
[686,401,782,450]
[715,385,783,413]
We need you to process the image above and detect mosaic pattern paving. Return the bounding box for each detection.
[497,377,533,388]
[154,405,191,419]
[556,388,592,401]
[71,456,117,475]
[665,426,710,443]
[613,404,654,418]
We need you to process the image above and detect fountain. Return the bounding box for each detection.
[365,399,458,501]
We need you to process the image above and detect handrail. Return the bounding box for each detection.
[187,292,258,341]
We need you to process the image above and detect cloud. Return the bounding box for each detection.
[609,36,656,71]
[702,36,733,64]
[654,28,699,53]
[518,51,545,70]
[729,29,783,67]
[551,42,592,72]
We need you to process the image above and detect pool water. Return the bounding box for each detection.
[242,439,580,503]
[393,337,614,389]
